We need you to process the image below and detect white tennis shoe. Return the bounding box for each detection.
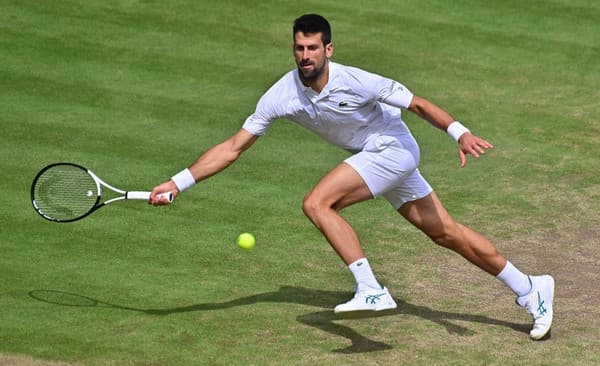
[334,286,397,314]
[516,275,555,340]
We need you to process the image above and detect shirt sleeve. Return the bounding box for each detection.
[376,79,414,109]
[345,65,414,109]
[241,75,290,136]
[242,95,274,136]
[242,111,271,136]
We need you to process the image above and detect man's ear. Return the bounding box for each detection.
[326,42,333,59]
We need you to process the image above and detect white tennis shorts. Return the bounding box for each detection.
[344,134,433,209]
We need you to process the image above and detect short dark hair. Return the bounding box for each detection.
[293,14,331,46]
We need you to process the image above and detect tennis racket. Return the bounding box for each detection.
[31,162,172,223]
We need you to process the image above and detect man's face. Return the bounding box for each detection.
[293,32,333,83]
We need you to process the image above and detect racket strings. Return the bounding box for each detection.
[32,165,98,221]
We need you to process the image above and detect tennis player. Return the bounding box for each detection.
[150,14,554,340]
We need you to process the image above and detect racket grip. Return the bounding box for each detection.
[127,191,173,203]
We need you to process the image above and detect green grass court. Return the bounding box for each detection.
[1,1,599,365]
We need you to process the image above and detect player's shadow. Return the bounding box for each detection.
[29,286,529,354]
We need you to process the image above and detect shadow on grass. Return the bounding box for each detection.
[29,286,529,354]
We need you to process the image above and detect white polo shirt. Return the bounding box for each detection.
[243,61,415,153]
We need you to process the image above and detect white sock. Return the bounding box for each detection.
[348,258,381,291]
[496,261,531,297]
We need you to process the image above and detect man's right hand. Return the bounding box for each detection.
[149,180,179,205]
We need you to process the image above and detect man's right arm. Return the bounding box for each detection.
[187,128,259,182]
[149,128,259,205]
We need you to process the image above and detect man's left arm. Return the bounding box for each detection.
[407,95,494,168]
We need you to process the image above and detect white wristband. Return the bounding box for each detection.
[447,121,470,142]
[171,168,196,192]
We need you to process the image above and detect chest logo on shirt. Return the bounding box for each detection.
[338,101,349,107]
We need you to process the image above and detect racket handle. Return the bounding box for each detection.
[127,191,173,203]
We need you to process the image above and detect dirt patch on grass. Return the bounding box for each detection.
[387,196,600,348]
[351,178,598,363]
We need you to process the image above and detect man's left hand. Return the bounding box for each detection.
[458,133,494,167]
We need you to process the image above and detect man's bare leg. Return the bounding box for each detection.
[302,163,397,312]
[398,192,554,339]
[302,163,374,265]
[398,191,506,275]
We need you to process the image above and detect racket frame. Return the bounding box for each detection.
[31,162,169,223]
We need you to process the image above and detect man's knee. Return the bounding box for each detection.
[302,192,343,222]
[302,193,322,221]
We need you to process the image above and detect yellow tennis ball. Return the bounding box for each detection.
[236,233,255,250]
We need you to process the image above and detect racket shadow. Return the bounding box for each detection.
[28,286,340,314]
[28,287,529,354]
[29,289,145,312]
